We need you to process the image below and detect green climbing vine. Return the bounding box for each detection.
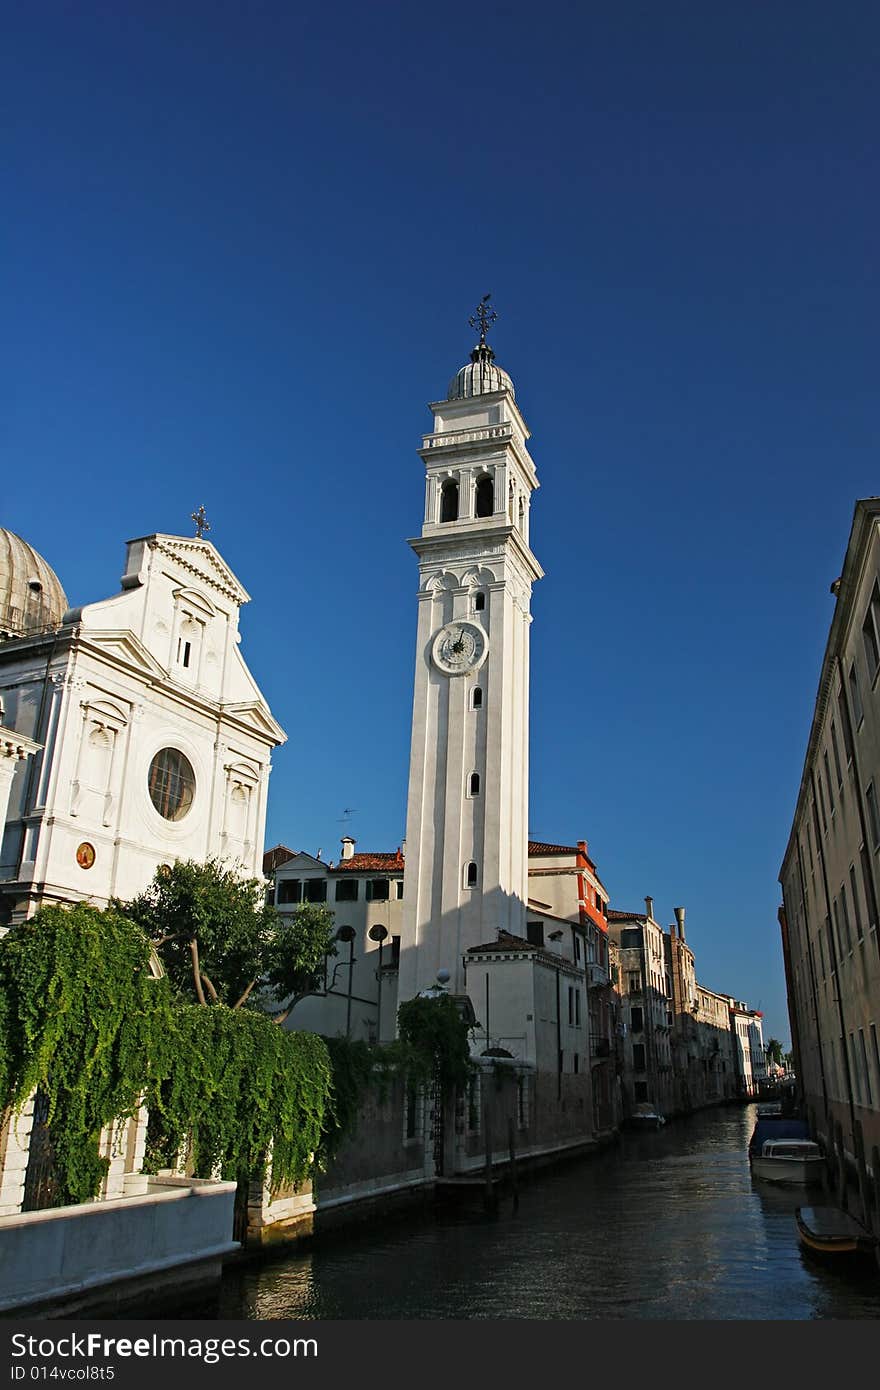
[318,1036,376,1164]
[146,1005,332,1188]
[0,903,174,1205]
[396,993,473,1094]
[0,901,335,1202]
[0,902,477,1204]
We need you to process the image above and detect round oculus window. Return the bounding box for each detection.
[148,748,195,822]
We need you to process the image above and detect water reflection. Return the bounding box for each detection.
[201,1105,880,1320]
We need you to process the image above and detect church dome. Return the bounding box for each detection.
[447,344,515,401]
[0,529,69,639]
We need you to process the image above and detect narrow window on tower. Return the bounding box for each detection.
[475,474,494,517]
[465,861,478,888]
[471,686,483,710]
[468,772,480,797]
[440,478,459,523]
[473,591,486,612]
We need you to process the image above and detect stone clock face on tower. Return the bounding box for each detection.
[431,620,488,675]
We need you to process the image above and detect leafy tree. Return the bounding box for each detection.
[120,859,336,1018]
[765,1037,784,1066]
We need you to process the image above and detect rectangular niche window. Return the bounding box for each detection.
[335,878,359,902]
[304,879,327,903]
[277,879,302,905]
[366,879,390,901]
[465,862,478,888]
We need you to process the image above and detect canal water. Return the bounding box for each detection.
[206,1104,880,1320]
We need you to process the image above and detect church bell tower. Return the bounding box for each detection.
[397,300,543,1001]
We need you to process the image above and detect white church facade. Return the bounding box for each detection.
[0,524,285,925]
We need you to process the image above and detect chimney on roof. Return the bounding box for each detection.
[674,906,686,941]
[577,839,587,856]
[645,895,654,921]
[401,839,406,858]
[316,848,322,860]
[341,837,356,861]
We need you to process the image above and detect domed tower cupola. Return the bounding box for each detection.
[0,529,69,639]
[446,294,516,401]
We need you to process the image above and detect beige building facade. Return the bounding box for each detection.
[779,497,880,1172]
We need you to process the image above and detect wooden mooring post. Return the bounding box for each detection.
[483,1097,497,1215]
[508,1116,519,1213]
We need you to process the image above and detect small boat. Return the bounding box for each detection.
[751,1138,825,1186]
[795,1205,877,1260]
[748,1116,809,1157]
[628,1102,665,1130]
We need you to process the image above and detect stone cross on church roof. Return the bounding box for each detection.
[468,293,497,346]
[190,505,211,539]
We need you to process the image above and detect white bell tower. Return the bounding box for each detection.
[397,302,543,1002]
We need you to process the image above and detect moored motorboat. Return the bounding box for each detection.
[748,1115,809,1157]
[795,1205,877,1260]
[627,1102,665,1130]
[751,1138,825,1186]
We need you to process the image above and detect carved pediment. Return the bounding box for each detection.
[222,700,287,745]
[171,584,217,620]
[80,695,129,729]
[224,757,261,786]
[80,630,167,682]
[152,537,250,606]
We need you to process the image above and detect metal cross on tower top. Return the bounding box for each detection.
[191,504,211,539]
[468,293,497,345]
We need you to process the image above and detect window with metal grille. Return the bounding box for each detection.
[148,748,195,821]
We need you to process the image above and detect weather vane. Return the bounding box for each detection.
[191,504,210,539]
[468,293,497,346]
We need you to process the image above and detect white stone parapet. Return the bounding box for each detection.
[0,1178,238,1313]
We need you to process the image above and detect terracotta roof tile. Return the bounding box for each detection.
[263,845,298,873]
[466,930,539,955]
[331,851,405,874]
[528,840,581,856]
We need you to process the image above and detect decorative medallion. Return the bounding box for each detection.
[76,842,96,870]
[431,620,489,676]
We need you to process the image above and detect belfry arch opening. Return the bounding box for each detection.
[475,475,494,518]
[440,479,459,523]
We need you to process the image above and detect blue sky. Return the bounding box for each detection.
[5,2,879,1045]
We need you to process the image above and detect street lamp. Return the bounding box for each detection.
[336,925,356,1037]
[369,924,388,1042]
